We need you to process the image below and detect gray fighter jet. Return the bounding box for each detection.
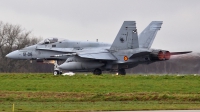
[6,21,191,75]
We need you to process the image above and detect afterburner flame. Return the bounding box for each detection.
[37,59,56,64]
[164,51,171,60]
[158,51,164,60]
[44,60,56,64]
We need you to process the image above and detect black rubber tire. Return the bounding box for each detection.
[93,68,102,75]
[53,70,59,76]
[118,69,126,75]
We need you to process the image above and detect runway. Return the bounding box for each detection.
[113,110,200,112]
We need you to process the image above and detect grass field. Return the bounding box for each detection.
[1,73,200,111]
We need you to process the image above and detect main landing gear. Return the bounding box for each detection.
[93,68,102,75]
[118,69,126,75]
[53,61,62,75]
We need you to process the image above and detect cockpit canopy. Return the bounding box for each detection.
[38,37,59,45]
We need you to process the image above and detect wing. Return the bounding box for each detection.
[50,50,117,60]
[78,52,116,60]
[36,48,75,53]
[170,51,192,55]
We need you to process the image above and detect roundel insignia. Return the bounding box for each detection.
[124,56,128,61]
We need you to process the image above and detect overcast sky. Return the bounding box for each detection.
[0,0,199,52]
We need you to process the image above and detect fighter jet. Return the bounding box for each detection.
[6,21,191,75]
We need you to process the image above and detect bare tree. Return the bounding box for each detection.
[0,21,42,72]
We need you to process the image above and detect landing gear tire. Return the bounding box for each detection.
[53,60,62,76]
[93,68,102,75]
[118,69,126,75]
[54,70,59,76]
[53,70,62,75]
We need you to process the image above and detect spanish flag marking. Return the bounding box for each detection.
[124,56,128,61]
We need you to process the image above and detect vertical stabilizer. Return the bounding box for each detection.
[110,21,139,50]
[139,21,163,49]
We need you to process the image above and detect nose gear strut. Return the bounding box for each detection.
[54,60,62,75]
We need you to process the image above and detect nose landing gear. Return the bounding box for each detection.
[54,61,62,75]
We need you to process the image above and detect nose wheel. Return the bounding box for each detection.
[54,70,62,75]
[53,61,62,75]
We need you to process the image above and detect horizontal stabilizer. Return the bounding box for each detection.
[170,51,192,55]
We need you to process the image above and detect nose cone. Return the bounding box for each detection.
[6,50,19,59]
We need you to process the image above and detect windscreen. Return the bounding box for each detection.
[38,37,58,44]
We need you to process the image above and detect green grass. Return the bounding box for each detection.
[2,101,200,111]
[1,73,200,111]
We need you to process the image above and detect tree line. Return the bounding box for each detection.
[0,21,199,74]
[0,21,53,73]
